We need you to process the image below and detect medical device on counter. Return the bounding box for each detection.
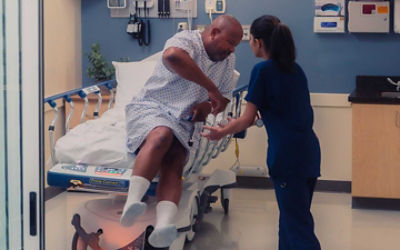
[348,1,390,33]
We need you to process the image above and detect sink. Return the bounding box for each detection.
[380,91,400,99]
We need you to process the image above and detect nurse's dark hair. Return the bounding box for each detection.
[250,15,296,72]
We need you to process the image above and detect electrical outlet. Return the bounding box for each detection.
[242,25,250,41]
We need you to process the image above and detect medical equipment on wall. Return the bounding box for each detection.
[205,0,225,14]
[110,0,197,18]
[108,0,127,9]
[126,1,152,46]
[348,1,390,33]
[314,16,345,33]
[127,13,151,46]
[395,0,400,33]
[205,0,226,22]
[314,0,345,33]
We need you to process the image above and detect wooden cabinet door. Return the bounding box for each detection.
[352,104,400,198]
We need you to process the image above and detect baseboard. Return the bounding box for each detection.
[44,186,66,202]
[352,197,400,211]
[236,176,351,193]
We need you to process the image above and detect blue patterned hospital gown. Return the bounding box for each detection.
[125,30,236,156]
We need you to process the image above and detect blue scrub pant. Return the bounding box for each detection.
[272,177,321,250]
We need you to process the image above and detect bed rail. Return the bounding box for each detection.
[44,80,248,185]
[44,80,117,165]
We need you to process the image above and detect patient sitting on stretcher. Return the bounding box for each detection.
[119,15,243,248]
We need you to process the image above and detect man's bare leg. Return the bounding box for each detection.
[120,126,175,227]
[149,138,187,248]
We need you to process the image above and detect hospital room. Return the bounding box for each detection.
[2,0,400,249]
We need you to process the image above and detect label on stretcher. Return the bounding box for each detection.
[89,178,125,187]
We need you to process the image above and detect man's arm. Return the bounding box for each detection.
[162,47,229,115]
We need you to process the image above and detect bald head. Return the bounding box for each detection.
[209,15,243,35]
[202,15,243,62]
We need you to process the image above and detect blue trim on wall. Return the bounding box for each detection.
[82,0,400,93]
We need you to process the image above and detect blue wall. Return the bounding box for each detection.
[82,0,400,93]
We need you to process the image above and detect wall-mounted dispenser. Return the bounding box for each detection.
[314,0,345,33]
[315,0,345,16]
[314,16,345,33]
[348,1,390,33]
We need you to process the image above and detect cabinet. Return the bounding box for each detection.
[65,92,113,129]
[352,103,400,198]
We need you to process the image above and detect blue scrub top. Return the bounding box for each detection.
[245,60,321,178]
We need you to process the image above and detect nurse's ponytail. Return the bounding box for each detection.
[250,15,296,72]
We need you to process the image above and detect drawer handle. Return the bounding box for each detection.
[396,111,400,128]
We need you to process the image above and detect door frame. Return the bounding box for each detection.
[21,0,44,249]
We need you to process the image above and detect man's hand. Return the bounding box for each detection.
[208,89,230,115]
[189,102,212,122]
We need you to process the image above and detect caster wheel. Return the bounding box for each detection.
[220,188,230,215]
[222,198,229,215]
[186,197,199,242]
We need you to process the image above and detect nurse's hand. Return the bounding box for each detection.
[208,89,230,115]
[201,125,226,141]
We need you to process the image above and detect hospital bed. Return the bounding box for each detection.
[45,53,248,250]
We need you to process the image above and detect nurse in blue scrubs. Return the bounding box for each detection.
[202,15,321,250]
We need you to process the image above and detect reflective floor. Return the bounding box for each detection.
[46,188,400,250]
[184,189,400,250]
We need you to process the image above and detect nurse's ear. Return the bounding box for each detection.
[255,38,263,49]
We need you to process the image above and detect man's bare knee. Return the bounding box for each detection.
[163,141,187,168]
[146,127,174,151]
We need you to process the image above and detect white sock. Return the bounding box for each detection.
[120,175,150,227]
[148,201,178,248]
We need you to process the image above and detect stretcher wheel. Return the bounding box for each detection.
[220,188,230,215]
[222,199,229,215]
[186,197,199,242]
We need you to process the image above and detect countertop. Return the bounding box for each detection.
[348,76,400,104]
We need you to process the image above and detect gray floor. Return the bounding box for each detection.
[184,188,400,250]
[45,188,400,250]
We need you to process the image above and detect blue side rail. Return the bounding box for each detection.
[44,79,117,166]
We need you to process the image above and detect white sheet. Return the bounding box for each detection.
[55,108,136,169]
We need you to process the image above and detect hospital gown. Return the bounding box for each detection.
[125,30,236,157]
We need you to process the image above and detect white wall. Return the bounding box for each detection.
[204,93,352,181]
